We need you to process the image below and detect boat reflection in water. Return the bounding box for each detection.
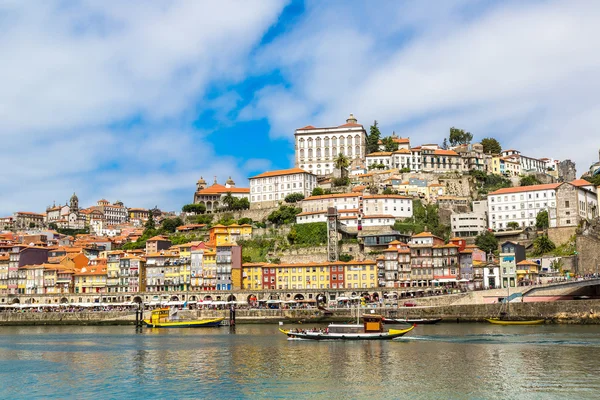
[279,314,415,341]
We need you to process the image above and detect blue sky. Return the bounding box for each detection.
[0,0,599,215]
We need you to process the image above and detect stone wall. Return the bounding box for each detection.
[278,243,364,263]
[5,300,600,324]
[576,235,600,274]
[558,160,577,182]
[547,226,577,246]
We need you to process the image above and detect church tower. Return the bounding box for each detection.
[346,113,358,124]
[196,176,207,192]
[69,192,79,214]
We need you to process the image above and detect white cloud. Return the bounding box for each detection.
[0,1,286,215]
[251,0,600,174]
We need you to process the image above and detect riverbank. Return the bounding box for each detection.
[2,300,600,325]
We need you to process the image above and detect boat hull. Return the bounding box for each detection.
[383,318,442,325]
[486,318,545,325]
[279,325,415,341]
[144,317,224,328]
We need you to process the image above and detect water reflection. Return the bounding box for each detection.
[1,324,600,399]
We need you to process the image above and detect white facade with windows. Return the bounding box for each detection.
[487,184,560,230]
[249,168,317,207]
[294,114,367,176]
[451,212,488,237]
[296,194,413,227]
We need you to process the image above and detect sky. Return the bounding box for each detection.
[1,0,599,215]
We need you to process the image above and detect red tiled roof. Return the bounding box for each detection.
[250,168,313,179]
[488,183,561,195]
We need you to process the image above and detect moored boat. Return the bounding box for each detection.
[383,317,442,325]
[486,318,545,326]
[144,307,224,328]
[279,314,415,341]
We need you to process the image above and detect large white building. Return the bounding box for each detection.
[487,184,560,230]
[294,114,367,176]
[501,150,547,173]
[249,168,317,207]
[296,193,413,228]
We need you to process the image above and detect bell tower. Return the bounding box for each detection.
[69,192,79,214]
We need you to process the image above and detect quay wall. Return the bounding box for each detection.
[3,300,600,325]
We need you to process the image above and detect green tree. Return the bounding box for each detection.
[311,187,324,196]
[237,217,253,225]
[161,217,184,233]
[507,221,520,230]
[366,120,382,154]
[332,177,350,187]
[232,197,250,211]
[584,175,600,186]
[217,213,236,226]
[287,222,327,246]
[536,210,549,230]
[520,175,541,186]
[221,192,236,210]
[475,230,499,255]
[533,235,556,255]
[400,167,411,173]
[182,203,206,214]
[339,254,354,262]
[383,187,393,195]
[285,193,305,203]
[381,137,399,152]
[267,205,302,226]
[144,213,156,231]
[334,152,350,174]
[442,138,448,150]
[481,137,502,154]
[194,214,213,225]
[449,127,473,146]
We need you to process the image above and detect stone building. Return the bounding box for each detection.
[193,177,250,213]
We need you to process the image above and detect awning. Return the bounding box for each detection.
[438,278,457,283]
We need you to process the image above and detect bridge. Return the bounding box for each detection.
[522,278,600,301]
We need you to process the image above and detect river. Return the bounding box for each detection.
[1,323,599,399]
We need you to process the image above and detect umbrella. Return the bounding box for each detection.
[458,278,470,282]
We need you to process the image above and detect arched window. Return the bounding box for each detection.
[347,135,353,146]
[316,148,321,158]
[340,137,345,146]
[347,146,352,156]
[307,138,313,148]
[308,149,313,158]
[324,137,329,147]
[331,136,337,146]
[300,149,305,159]
[355,145,360,157]
[315,137,321,147]
[332,147,337,156]
[299,138,305,148]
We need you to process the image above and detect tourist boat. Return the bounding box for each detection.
[486,318,545,325]
[383,317,442,325]
[143,307,224,328]
[278,314,415,341]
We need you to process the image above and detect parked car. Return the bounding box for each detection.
[403,301,417,307]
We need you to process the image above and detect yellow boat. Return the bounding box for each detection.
[486,318,545,325]
[144,307,224,328]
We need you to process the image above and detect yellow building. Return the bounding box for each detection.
[202,249,217,290]
[516,260,540,283]
[172,243,197,291]
[209,224,252,246]
[342,260,378,289]
[0,254,9,294]
[74,259,107,294]
[242,263,265,290]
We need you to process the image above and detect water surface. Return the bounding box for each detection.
[1,323,599,399]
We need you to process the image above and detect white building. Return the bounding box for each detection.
[451,212,488,237]
[296,193,413,227]
[294,114,367,176]
[549,180,598,228]
[193,177,250,213]
[487,183,560,230]
[501,150,547,173]
[249,168,317,207]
